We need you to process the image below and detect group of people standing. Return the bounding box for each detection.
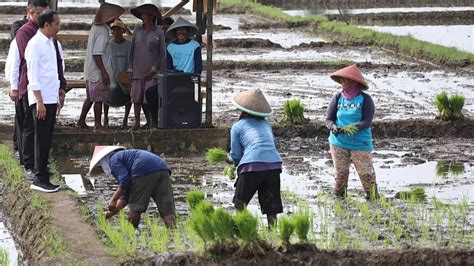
[75,2,203,132]
[4,1,378,229]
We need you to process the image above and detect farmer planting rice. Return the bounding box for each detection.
[227,89,283,228]
[325,64,378,200]
[89,145,176,229]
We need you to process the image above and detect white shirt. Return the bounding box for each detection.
[4,38,20,91]
[25,30,60,106]
[84,24,113,84]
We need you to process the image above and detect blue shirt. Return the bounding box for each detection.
[166,39,202,75]
[109,149,171,191]
[230,118,282,169]
[328,94,374,151]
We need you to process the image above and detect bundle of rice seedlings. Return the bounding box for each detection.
[449,94,465,119]
[278,216,295,244]
[435,91,450,118]
[186,190,205,211]
[189,208,215,244]
[283,99,305,124]
[234,209,259,243]
[195,200,215,216]
[292,213,311,242]
[396,187,427,202]
[342,124,358,135]
[223,164,236,180]
[206,147,228,164]
[212,208,236,243]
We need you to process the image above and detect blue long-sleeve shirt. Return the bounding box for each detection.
[229,118,282,168]
[109,149,171,191]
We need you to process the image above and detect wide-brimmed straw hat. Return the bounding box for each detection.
[94,2,124,25]
[110,18,132,36]
[89,145,126,174]
[165,17,198,41]
[131,4,163,24]
[330,64,369,90]
[232,89,272,117]
[116,71,131,95]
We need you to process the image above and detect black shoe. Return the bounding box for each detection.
[24,169,35,180]
[30,180,61,193]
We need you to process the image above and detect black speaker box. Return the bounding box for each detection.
[158,72,202,129]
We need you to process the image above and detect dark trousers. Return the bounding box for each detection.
[15,97,35,170]
[32,103,57,182]
[145,85,159,127]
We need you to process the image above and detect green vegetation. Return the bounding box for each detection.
[342,124,359,135]
[435,92,465,120]
[219,0,474,65]
[293,213,311,242]
[396,187,427,202]
[206,148,228,164]
[223,164,236,180]
[0,249,9,266]
[436,161,465,177]
[282,99,305,124]
[211,208,237,243]
[186,190,206,210]
[0,144,68,259]
[278,216,295,244]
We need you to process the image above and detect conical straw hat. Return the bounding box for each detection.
[116,71,131,95]
[330,64,369,90]
[165,17,198,41]
[110,18,132,36]
[89,145,126,174]
[232,89,272,117]
[93,2,124,25]
[131,3,163,24]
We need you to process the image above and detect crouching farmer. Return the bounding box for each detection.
[89,146,176,228]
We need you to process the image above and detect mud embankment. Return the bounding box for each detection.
[256,0,474,9]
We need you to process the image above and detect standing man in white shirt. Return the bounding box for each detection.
[25,9,62,193]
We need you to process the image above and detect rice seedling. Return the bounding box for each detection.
[282,99,305,124]
[96,205,135,254]
[435,91,450,119]
[395,187,427,202]
[145,215,169,253]
[0,248,9,266]
[449,94,465,119]
[206,147,228,164]
[195,200,215,216]
[189,205,215,245]
[211,208,236,243]
[186,190,205,211]
[234,209,259,244]
[278,216,295,244]
[342,124,358,135]
[292,213,311,242]
[223,164,236,180]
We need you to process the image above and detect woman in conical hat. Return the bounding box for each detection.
[227,89,283,228]
[128,3,166,131]
[325,64,378,200]
[165,17,202,76]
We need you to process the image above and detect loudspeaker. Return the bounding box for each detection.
[158,72,202,129]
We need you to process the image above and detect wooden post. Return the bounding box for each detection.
[163,0,190,18]
[205,0,214,126]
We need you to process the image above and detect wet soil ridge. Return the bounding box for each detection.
[257,0,474,9]
[272,119,474,139]
[150,249,474,265]
[326,11,474,26]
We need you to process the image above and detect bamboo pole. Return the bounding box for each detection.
[205,0,214,126]
[163,0,190,18]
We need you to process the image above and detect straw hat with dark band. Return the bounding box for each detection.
[94,2,124,25]
[110,18,132,36]
[165,17,198,41]
[89,145,126,174]
[330,64,369,90]
[232,89,272,117]
[131,3,163,24]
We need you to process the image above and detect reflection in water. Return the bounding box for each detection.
[0,222,19,266]
[435,160,465,177]
[284,7,474,16]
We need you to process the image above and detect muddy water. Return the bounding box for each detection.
[363,25,474,53]
[0,220,20,265]
[284,7,474,16]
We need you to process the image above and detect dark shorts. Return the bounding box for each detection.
[233,169,283,215]
[128,171,176,218]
